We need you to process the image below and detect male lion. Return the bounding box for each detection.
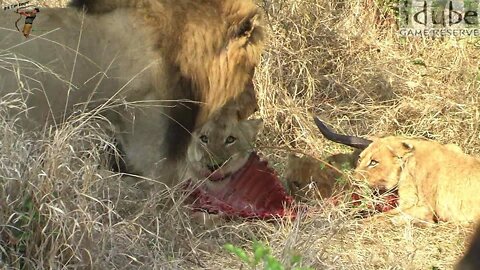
[314,116,480,224]
[0,1,265,184]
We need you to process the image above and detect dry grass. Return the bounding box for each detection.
[1,0,479,269]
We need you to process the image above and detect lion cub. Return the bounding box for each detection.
[314,117,480,224]
[285,152,357,201]
[354,136,480,224]
[184,112,262,226]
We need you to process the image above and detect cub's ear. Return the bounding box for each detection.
[402,142,414,152]
[241,118,263,140]
[394,141,415,158]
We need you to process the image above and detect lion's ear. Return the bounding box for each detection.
[389,140,415,159]
[398,141,415,158]
[231,14,264,43]
[236,15,255,38]
[235,19,254,37]
[402,142,414,152]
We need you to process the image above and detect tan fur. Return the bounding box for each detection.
[0,1,264,184]
[186,110,262,192]
[180,110,262,227]
[355,136,480,223]
[71,0,265,123]
[285,153,356,201]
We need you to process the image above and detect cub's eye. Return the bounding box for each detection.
[200,135,208,143]
[225,136,236,144]
[368,160,379,168]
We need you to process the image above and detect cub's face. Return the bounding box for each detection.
[285,152,358,201]
[354,137,414,190]
[187,118,263,182]
[285,155,343,201]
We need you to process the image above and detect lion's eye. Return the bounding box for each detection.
[200,135,208,143]
[225,136,236,144]
[368,160,379,168]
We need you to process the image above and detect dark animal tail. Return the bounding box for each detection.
[313,116,372,150]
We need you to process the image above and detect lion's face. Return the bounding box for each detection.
[354,137,414,190]
[174,0,265,122]
[186,116,262,182]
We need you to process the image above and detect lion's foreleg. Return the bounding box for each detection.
[389,170,435,224]
[368,169,435,225]
[112,105,181,187]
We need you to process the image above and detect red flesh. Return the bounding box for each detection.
[184,153,295,219]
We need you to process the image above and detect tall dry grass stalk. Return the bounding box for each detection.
[0,0,478,269]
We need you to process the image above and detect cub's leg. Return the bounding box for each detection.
[383,173,435,225]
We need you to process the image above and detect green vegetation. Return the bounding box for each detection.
[224,242,313,270]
